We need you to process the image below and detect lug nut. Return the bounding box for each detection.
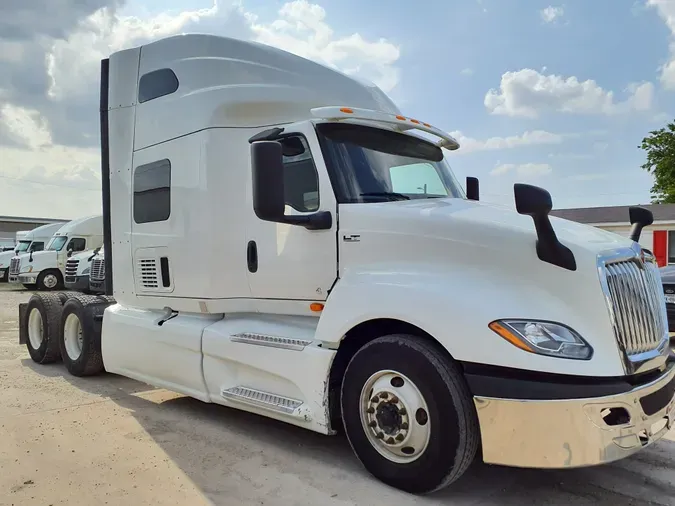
[395,433,405,442]
[366,407,375,414]
[368,421,377,428]
[386,437,395,444]
[379,392,389,399]
[400,422,409,430]
[376,432,384,439]
[371,396,379,403]
[399,408,407,416]
[389,395,399,403]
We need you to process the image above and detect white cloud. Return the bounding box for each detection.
[450,129,564,154]
[484,68,654,118]
[460,68,474,76]
[491,163,553,177]
[540,6,564,23]
[0,0,401,217]
[647,0,675,89]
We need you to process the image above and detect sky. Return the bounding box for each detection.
[2,0,675,219]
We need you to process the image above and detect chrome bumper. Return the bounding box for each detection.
[16,273,37,284]
[474,364,675,468]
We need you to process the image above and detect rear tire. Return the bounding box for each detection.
[341,334,479,495]
[59,295,106,376]
[23,293,64,364]
[37,270,63,291]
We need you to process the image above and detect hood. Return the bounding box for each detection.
[659,264,675,283]
[344,198,632,257]
[19,250,57,265]
[0,249,17,266]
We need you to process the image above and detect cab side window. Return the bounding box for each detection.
[279,136,319,213]
[29,242,44,252]
[67,238,86,253]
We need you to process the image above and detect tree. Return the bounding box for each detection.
[640,121,675,204]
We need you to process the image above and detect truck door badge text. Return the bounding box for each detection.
[343,234,361,243]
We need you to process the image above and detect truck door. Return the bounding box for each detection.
[246,124,338,301]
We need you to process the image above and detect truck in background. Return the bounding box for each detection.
[1,224,66,282]
[18,35,675,495]
[64,248,101,292]
[10,216,103,290]
[88,246,105,294]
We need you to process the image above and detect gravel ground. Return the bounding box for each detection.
[0,284,674,506]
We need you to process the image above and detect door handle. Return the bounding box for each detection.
[247,241,258,273]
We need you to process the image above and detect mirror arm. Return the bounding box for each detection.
[281,211,332,231]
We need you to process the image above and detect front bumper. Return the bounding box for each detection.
[65,275,89,291]
[89,278,106,294]
[16,273,38,285]
[474,362,675,469]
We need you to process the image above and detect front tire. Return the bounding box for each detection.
[341,334,479,495]
[37,270,63,291]
[59,295,105,377]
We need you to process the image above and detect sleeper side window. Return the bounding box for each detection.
[134,159,171,224]
[279,136,320,213]
[67,238,86,253]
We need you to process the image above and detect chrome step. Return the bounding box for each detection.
[221,386,311,420]
[231,332,312,351]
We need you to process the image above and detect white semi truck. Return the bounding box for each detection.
[9,216,103,290]
[88,246,106,294]
[1,224,66,282]
[18,34,675,495]
[64,248,101,292]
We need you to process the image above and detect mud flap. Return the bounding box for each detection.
[18,302,27,345]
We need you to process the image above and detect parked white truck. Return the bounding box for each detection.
[87,246,106,294]
[1,224,65,282]
[10,216,103,290]
[18,34,675,495]
[64,248,101,292]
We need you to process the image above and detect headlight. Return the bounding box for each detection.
[21,266,32,273]
[82,267,90,275]
[489,320,593,360]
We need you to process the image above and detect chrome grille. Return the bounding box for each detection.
[90,258,105,281]
[602,256,668,357]
[65,259,79,277]
[9,257,20,275]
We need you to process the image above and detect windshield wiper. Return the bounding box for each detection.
[360,192,410,201]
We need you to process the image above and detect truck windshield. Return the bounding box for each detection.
[47,236,68,251]
[15,240,32,253]
[316,123,464,203]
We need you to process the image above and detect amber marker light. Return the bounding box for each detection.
[310,303,325,312]
[488,321,534,352]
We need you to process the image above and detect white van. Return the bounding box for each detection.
[9,216,103,290]
[1,224,65,282]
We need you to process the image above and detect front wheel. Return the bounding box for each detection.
[37,270,63,291]
[341,334,479,495]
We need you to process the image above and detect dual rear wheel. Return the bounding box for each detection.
[24,293,106,376]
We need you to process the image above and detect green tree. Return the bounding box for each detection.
[640,121,675,203]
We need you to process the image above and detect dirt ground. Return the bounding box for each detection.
[0,285,674,506]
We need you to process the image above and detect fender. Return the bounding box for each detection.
[315,264,625,377]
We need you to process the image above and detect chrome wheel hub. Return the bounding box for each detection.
[43,274,58,289]
[27,308,44,350]
[359,370,431,463]
[63,313,83,361]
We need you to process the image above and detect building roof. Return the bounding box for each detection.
[0,215,69,225]
[551,204,675,225]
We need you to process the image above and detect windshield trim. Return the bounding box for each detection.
[315,122,465,204]
[15,240,32,252]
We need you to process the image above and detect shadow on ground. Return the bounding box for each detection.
[22,359,675,506]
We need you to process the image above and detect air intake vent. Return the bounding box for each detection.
[134,247,173,294]
[65,259,79,277]
[9,257,20,275]
[90,258,105,281]
[138,258,159,289]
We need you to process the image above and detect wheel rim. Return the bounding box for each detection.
[43,274,58,289]
[359,370,431,464]
[63,313,83,361]
[27,308,44,350]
